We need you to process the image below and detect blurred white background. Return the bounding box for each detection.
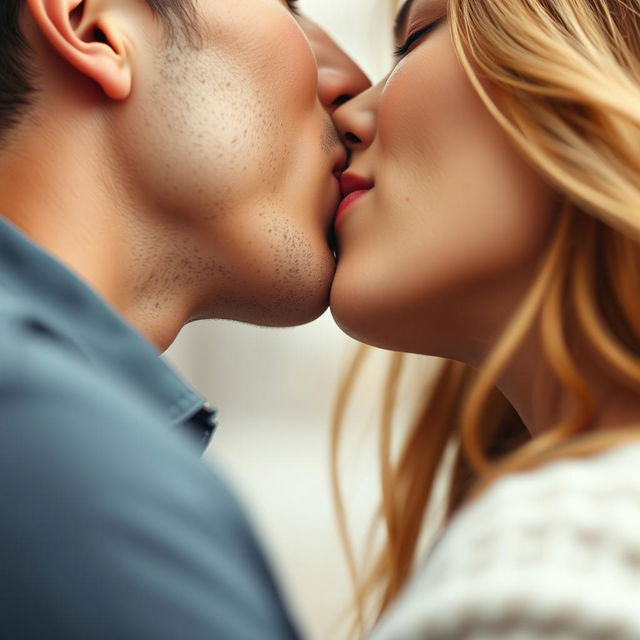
[166,2,395,638]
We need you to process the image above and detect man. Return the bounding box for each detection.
[0,0,369,637]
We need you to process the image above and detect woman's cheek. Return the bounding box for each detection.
[377,39,456,160]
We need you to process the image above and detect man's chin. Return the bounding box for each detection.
[194,253,336,327]
[213,296,330,328]
[240,269,335,328]
[259,244,336,327]
[265,295,331,328]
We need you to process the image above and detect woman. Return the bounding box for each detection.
[329,0,640,637]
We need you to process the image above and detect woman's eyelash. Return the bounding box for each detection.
[286,0,300,15]
[394,19,442,58]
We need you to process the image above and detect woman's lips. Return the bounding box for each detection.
[335,173,374,228]
[335,190,369,226]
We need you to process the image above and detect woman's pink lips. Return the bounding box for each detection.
[335,189,370,227]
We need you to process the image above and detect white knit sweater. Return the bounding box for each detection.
[369,444,640,640]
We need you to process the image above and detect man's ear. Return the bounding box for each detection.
[26,0,132,100]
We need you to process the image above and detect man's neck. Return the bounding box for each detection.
[0,119,193,352]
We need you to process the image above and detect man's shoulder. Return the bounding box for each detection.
[0,280,111,408]
[0,281,211,488]
[0,267,82,338]
[0,295,298,638]
[0,281,220,507]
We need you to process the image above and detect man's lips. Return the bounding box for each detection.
[320,150,347,235]
[335,173,373,227]
[333,151,348,180]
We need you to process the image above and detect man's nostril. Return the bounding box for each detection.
[345,132,362,144]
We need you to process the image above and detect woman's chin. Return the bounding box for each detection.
[329,285,414,353]
[329,276,467,358]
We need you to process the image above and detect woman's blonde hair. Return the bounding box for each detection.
[331,0,640,635]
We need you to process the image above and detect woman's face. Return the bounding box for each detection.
[329,0,558,363]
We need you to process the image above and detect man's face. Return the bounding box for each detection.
[114,0,368,327]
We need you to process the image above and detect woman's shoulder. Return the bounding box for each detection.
[369,442,640,640]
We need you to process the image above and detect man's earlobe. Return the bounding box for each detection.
[26,0,132,100]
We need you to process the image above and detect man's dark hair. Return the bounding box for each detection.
[0,0,197,145]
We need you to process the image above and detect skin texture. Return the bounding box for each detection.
[330,0,557,365]
[0,0,369,350]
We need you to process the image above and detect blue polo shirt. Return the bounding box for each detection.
[0,217,300,639]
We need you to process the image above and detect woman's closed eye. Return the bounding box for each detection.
[394,18,444,59]
[286,0,300,15]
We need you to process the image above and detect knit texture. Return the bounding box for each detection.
[369,444,640,640]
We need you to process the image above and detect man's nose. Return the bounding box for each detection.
[317,56,371,115]
[297,15,372,115]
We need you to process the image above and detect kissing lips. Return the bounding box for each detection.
[335,190,368,225]
[335,173,374,228]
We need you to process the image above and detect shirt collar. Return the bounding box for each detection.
[0,216,215,452]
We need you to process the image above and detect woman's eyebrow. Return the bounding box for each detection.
[394,0,416,40]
